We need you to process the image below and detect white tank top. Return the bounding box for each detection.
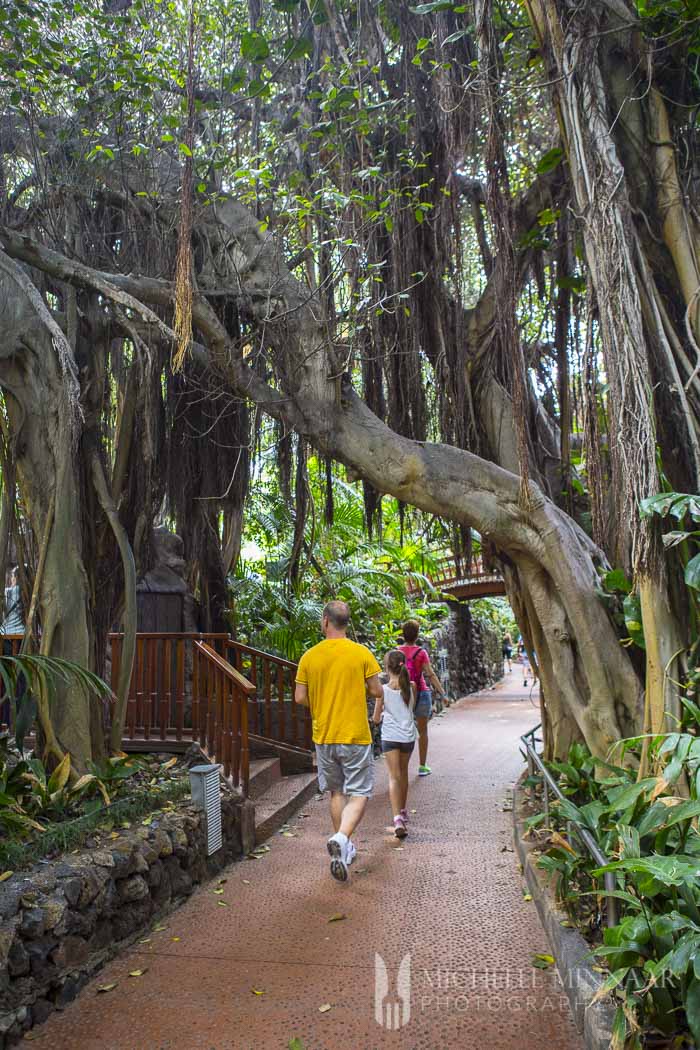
[380,683,416,744]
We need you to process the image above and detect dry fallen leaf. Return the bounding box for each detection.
[242,879,251,885]
[532,953,554,970]
[550,831,577,856]
[218,901,228,907]
[251,988,265,996]
[318,1003,332,1013]
[171,937,180,942]
[139,938,151,944]
[97,983,118,993]
[129,969,148,977]
[0,871,13,882]
[161,757,178,770]
[327,913,347,923]
[523,893,533,902]
[393,847,404,852]
[214,888,225,895]
[410,809,416,814]
[282,832,296,837]
[153,925,167,932]
[218,878,227,885]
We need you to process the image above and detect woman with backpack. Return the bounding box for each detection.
[371,650,416,838]
[398,620,447,777]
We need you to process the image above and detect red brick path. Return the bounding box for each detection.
[27,671,582,1050]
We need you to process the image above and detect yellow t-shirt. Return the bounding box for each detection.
[296,638,381,745]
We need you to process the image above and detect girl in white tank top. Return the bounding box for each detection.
[371,650,417,838]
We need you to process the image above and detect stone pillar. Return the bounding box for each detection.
[436,601,503,698]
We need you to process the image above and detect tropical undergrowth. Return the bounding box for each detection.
[519,487,700,1046]
[231,453,474,661]
[0,734,192,869]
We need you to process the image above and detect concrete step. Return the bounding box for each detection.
[248,757,282,800]
[254,770,319,845]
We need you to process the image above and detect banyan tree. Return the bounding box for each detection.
[0,0,698,766]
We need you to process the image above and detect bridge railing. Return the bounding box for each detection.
[407,555,503,594]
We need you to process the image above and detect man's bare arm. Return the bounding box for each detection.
[366,673,383,700]
[295,682,309,707]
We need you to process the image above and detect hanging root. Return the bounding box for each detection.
[172,1,197,372]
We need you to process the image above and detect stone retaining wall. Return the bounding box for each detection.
[0,793,255,1047]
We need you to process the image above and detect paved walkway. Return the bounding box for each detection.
[28,671,582,1050]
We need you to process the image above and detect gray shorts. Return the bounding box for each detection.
[315,743,374,797]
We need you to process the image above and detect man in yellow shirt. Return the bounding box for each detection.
[295,600,382,881]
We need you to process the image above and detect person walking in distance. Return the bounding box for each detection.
[295,600,382,881]
[398,620,446,777]
[372,650,416,839]
[502,633,513,673]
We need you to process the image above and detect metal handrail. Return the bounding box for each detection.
[520,723,618,927]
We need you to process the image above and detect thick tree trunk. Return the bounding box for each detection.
[0,264,96,768]
[525,0,699,740]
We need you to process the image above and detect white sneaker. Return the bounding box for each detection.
[327,832,350,881]
[346,841,357,866]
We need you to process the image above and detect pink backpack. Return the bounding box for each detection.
[399,645,427,686]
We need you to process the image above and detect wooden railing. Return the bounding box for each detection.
[226,640,312,753]
[109,632,230,745]
[2,632,312,789]
[192,641,252,793]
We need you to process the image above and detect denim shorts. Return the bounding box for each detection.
[315,743,374,797]
[414,689,432,719]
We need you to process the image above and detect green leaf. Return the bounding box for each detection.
[410,1,454,12]
[686,553,700,591]
[662,530,693,548]
[284,36,313,60]
[537,207,560,226]
[178,143,193,157]
[241,31,270,63]
[535,147,564,174]
[602,568,632,594]
[623,593,645,649]
[604,777,657,814]
[443,29,469,44]
[685,976,700,1045]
